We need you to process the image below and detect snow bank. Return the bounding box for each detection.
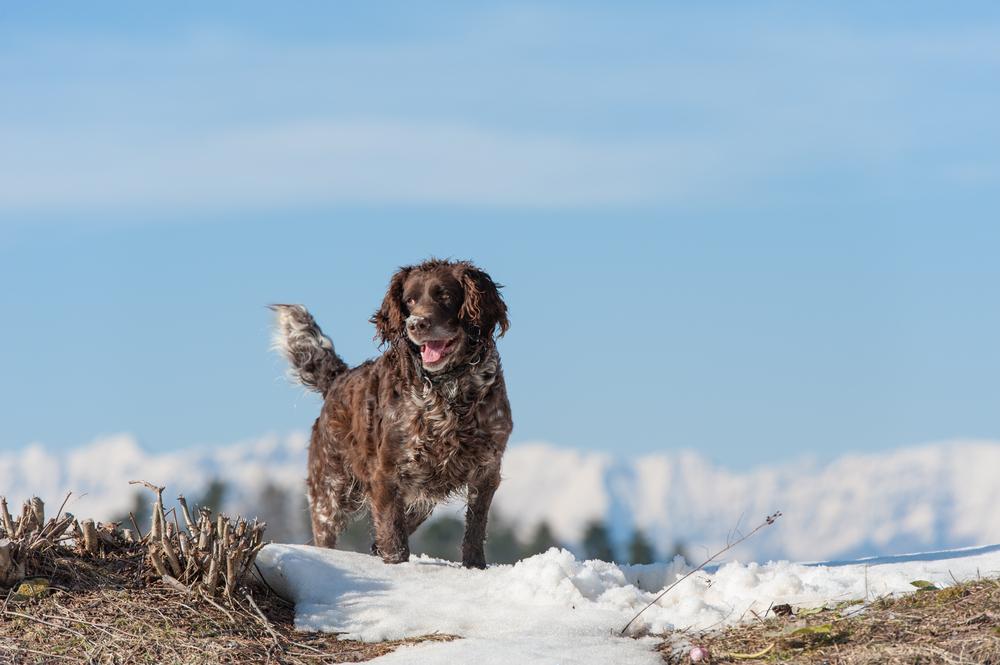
[256,543,1000,664]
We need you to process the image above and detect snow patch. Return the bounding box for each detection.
[257,543,1000,664]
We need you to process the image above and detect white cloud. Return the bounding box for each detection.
[2,10,999,217]
[0,121,727,214]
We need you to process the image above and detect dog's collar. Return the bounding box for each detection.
[423,355,480,385]
[413,343,496,389]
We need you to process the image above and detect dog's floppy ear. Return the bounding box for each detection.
[456,262,509,339]
[371,266,412,346]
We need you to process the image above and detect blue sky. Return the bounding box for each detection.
[2,3,1000,467]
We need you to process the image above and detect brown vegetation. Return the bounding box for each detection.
[0,493,452,664]
[659,576,1000,665]
[0,549,452,663]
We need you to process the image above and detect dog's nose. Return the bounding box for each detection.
[406,316,430,334]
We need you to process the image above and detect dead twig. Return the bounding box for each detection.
[131,482,267,602]
[52,492,72,523]
[620,511,782,635]
[0,642,80,662]
[160,574,194,596]
[245,590,284,650]
[3,609,90,642]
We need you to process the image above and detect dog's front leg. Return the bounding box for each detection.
[462,467,501,569]
[371,472,409,564]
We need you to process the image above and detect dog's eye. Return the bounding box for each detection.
[439,292,451,303]
[405,297,416,307]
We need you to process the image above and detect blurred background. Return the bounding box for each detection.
[2,2,1000,564]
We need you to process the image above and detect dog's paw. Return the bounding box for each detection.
[372,541,409,563]
[381,548,410,564]
[462,553,487,569]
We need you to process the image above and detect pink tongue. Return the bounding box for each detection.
[421,340,449,364]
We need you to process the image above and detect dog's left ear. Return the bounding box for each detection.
[371,266,412,346]
[456,263,509,339]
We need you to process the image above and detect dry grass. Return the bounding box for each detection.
[658,576,1000,665]
[0,546,453,664]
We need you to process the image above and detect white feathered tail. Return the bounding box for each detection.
[269,304,348,395]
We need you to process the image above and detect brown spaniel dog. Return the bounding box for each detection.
[271,259,512,567]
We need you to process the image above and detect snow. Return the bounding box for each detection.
[0,432,310,524]
[256,542,1000,665]
[502,440,1000,562]
[5,432,999,662]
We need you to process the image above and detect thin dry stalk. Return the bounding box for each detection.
[128,512,143,540]
[161,534,183,578]
[130,482,267,603]
[3,608,89,642]
[148,545,169,577]
[0,498,14,536]
[52,492,72,522]
[0,538,25,586]
[177,495,199,538]
[28,497,45,527]
[160,574,193,596]
[81,519,99,554]
[205,546,220,597]
[621,511,782,635]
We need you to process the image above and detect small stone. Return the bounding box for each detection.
[690,645,710,662]
[773,603,794,617]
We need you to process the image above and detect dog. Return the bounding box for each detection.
[271,259,512,567]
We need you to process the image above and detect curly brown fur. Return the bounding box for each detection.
[269,304,348,395]
[272,259,512,568]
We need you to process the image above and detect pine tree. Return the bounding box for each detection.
[669,539,691,563]
[195,478,227,514]
[627,528,657,564]
[524,521,560,556]
[582,520,615,562]
[410,516,464,560]
[335,510,375,553]
[111,490,149,535]
[257,483,294,544]
[485,512,522,564]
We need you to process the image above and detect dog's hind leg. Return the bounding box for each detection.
[307,483,348,549]
[306,426,353,548]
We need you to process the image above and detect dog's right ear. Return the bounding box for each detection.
[371,266,412,346]
[456,262,509,339]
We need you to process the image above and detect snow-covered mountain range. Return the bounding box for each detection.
[2,433,998,562]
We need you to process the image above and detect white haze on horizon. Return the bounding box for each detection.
[2,433,998,563]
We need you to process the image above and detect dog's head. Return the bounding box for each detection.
[371,259,509,372]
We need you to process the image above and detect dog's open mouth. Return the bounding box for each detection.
[420,337,457,366]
